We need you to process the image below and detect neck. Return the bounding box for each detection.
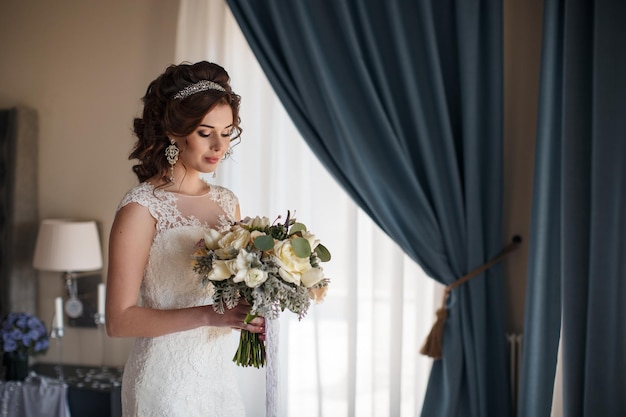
[154,167,210,196]
[167,176,210,196]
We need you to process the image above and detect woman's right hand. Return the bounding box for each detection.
[206,302,266,339]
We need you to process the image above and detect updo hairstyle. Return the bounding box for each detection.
[129,61,242,183]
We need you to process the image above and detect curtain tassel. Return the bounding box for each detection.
[419,291,450,359]
[420,235,522,360]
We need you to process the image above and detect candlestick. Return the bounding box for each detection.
[98,282,106,316]
[54,296,64,330]
[51,297,65,381]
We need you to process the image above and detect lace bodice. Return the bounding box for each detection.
[117,182,246,417]
[118,182,238,233]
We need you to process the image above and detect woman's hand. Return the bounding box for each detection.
[206,302,266,340]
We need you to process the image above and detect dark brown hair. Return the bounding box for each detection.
[129,61,242,183]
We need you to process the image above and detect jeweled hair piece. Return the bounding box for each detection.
[173,80,226,100]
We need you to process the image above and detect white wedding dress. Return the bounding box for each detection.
[117,182,246,417]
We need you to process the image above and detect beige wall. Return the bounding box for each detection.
[0,0,180,366]
[503,0,543,333]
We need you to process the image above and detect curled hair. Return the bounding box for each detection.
[129,61,242,183]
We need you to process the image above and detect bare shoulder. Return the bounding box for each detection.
[111,202,156,239]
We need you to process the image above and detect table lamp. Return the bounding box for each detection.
[33,219,103,320]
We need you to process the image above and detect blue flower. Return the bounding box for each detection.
[0,312,50,356]
[3,339,17,352]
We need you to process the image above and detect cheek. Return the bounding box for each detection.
[185,138,205,152]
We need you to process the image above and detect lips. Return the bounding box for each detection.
[206,157,220,164]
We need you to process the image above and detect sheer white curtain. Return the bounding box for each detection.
[176,2,436,416]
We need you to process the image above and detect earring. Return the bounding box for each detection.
[212,169,217,179]
[165,139,179,182]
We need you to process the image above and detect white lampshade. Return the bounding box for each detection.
[33,219,103,272]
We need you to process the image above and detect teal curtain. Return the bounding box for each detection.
[226,1,510,416]
[520,0,626,416]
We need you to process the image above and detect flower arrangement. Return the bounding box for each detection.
[192,212,331,368]
[1,312,50,357]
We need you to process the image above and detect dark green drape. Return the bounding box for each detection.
[227,1,510,416]
[520,0,626,416]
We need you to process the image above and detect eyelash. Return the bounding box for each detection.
[198,131,231,138]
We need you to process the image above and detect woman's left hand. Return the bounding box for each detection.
[240,315,266,341]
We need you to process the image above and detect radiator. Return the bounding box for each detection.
[507,333,523,415]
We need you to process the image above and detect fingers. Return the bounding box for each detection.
[235,316,266,341]
[240,317,265,333]
[221,303,266,339]
[247,316,265,327]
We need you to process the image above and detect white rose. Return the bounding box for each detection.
[301,231,320,251]
[219,227,251,251]
[244,268,268,288]
[203,228,224,250]
[274,240,312,285]
[250,230,266,241]
[278,268,301,285]
[301,267,325,288]
[250,216,270,229]
[232,249,255,283]
[208,260,232,281]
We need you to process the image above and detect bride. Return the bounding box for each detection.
[105,61,265,416]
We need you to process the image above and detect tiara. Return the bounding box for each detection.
[173,80,226,100]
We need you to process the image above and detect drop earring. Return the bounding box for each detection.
[165,138,179,182]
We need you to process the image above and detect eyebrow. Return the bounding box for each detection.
[199,123,234,129]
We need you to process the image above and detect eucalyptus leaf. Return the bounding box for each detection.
[289,222,307,235]
[291,237,311,258]
[315,244,331,262]
[254,235,275,251]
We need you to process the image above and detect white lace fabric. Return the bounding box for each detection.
[117,182,246,417]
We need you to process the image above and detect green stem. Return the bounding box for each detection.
[233,328,266,368]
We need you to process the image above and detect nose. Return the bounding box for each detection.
[209,138,222,152]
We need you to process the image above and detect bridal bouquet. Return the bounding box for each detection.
[192,212,331,368]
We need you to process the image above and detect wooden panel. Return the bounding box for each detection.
[0,107,39,318]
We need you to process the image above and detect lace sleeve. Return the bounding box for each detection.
[209,185,240,221]
[118,183,153,211]
[117,183,189,233]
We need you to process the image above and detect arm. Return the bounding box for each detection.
[105,202,263,338]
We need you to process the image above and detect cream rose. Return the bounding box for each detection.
[208,260,232,281]
[301,267,325,288]
[249,216,270,229]
[203,228,224,250]
[301,230,320,251]
[250,230,266,241]
[219,228,251,251]
[274,239,312,285]
[243,268,268,288]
